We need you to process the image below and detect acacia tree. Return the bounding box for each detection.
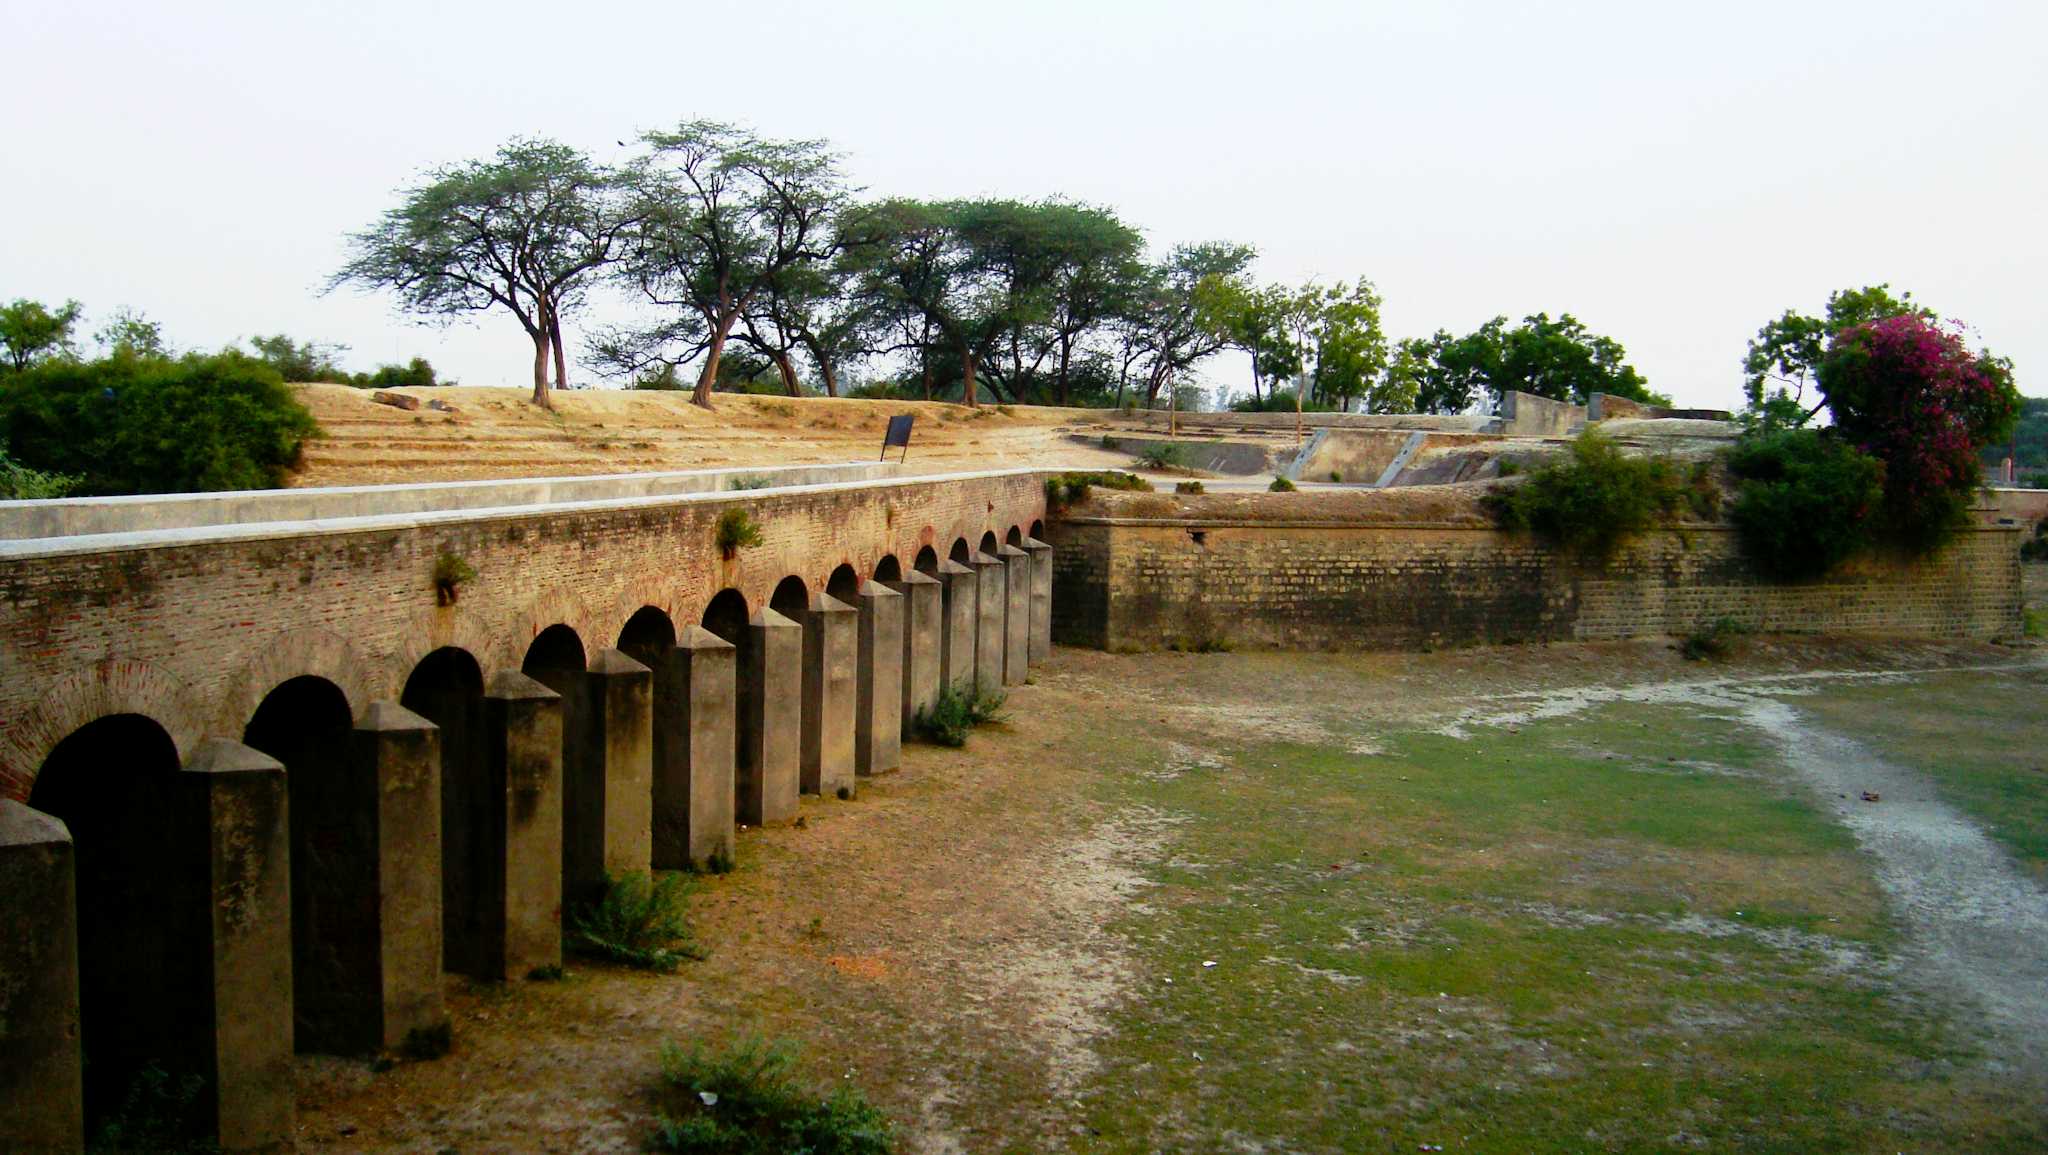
[1025,203,1144,405]
[609,122,846,409]
[1117,242,1256,407]
[1743,284,1932,428]
[331,139,629,408]
[1384,329,1494,415]
[0,298,83,372]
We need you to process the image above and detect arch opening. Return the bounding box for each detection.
[400,647,492,977]
[244,675,363,1055]
[978,531,999,555]
[1005,526,1023,547]
[873,555,903,584]
[1029,518,1044,539]
[914,545,939,574]
[826,563,860,605]
[948,538,971,565]
[701,589,756,827]
[769,576,809,620]
[30,713,213,1140]
[523,626,595,907]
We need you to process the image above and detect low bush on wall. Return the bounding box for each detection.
[1045,470,1151,511]
[1488,427,1716,556]
[1726,429,1884,580]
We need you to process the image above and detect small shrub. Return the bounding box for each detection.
[1268,475,1296,492]
[695,849,735,875]
[89,1063,212,1153]
[1727,429,1884,580]
[1487,428,1707,557]
[727,474,774,491]
[1175,480,1205,494]
[1329,470,1342,483]
[2025,608,2044,639]
[716,508,764,558]
[0,448,80,498]
[432,552,475,606]
[1497,458,1521,478]
[913,685,1007,747]
[1680,617,1746,661]
[1044,470,1151,511]
[1099,434,1120,449]
[570,871,706,972]
[846,381,918,401]
[1136,441,1191,469]
[651,1037,893,1154]
[400,1020,454,1060]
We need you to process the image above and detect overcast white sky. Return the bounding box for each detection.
[4,0,2042,409]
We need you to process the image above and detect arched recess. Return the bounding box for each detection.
[617,606,676,667]
[522,626,594,906]
[873,555,903,583]
[30,714,213,1140]
[243,676,363,1055]
[1029,518,1044,539]
[826,563,860,606]
[399,647,491,977]
[948,538,971,565]
[1005,526,1023,547]
[914,545,939,575]
[769,576,809,621]
[978,531,1000,555]
[701,589,753,826]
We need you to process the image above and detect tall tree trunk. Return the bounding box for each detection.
[772,349,801,396]
[692,310,739,410]
[1252,360,1263,404]
[960,346,979,408]
[530,326,552,408]
[819,356,839,398]
[1056,336,1072,407]
[548,302,569,392]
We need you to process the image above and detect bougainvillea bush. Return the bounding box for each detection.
[1816,315,2019,553]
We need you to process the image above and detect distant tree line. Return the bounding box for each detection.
[329,125,1673,415]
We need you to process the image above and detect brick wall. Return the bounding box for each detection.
[0,472,1047,799]
[1048,516,2023,653]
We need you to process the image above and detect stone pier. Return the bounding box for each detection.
[656,626,736,869]
[348,703,444,1050]
[0,800,81,1153]
[583,649,653,880]
[738,608,801,826]
[999,543,1031,686]
[936,558,979,694]
[483,672,563,981]
[802,594,858,798]
[888,569,943,731]
[855,580,904,776]
[970,551,1008,693]
[183,739,294,1152]
[1023,537,1053,663]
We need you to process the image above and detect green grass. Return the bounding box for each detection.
[651,1037,892,1154]
[1794,668,2048,882]
[1068,699,2038,1153]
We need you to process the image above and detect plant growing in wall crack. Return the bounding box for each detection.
[432,551,476,606]
[716,507,764,559]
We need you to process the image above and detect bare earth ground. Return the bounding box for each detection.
[290,385,1137,486]
[295,633,2048,1154]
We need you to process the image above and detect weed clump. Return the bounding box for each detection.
[89,1064,211,1153]
[570,871,706,972]
[1136,441,1191,469]
[1727,429,1884,580]
[727,474,774,491]
[399,1020,454,1060]
[651,1037,893,1154]
[432,552,475,606]
[1268,475,1296,492]
[1488,428,1716,557]
[716,508,764,558]
[913,685,1008,747]
[1680,617,1746,661]
[1175,479,1205,494]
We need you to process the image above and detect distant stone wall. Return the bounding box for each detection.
[1048,514,2023,652]
[1588,393,1734,423]
[1497,391,1584,436]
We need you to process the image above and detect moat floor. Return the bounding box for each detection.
[295,631,2048,1153]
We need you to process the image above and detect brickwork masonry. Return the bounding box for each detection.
[1048,516,2023,653]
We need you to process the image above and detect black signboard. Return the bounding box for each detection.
[880,414,914,461]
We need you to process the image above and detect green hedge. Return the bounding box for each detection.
[1727,429,1884,580]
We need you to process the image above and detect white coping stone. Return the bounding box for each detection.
[0,467,1057,561]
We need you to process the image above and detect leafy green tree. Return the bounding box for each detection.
[609,122,847,409]
[1743,284,1932,429]
[94,308,170,360]
[1383,331,1489,415]
[1008,202,1145,405]
[0,298,83,372]
[1208,281,1300,404]
[1117,242,1256,407]
[247,334,350,382]
[332,138,631,408]
[0,351,318,494]
[1495,313,1663,407]
[1304,281,1392,411]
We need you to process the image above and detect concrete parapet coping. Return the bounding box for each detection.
[0,466,1057,561]
[0,460,909,541]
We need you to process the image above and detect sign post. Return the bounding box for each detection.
[880,414,915,462]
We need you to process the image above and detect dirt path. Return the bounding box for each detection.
[1444,657,2048,1081]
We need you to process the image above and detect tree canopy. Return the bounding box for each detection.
[1741,284,1933,429]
